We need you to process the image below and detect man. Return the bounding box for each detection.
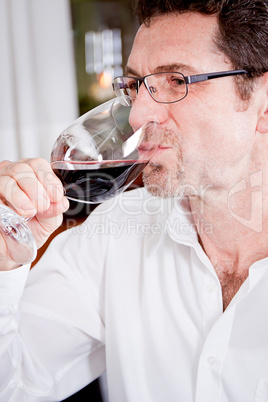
[0,0,268,401]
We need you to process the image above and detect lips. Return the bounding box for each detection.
[138,142,173,163]
[138,143,157,152]
[158,145,173,150]
[138,142,173,152]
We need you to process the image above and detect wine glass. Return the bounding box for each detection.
[0,95,160,265]
[50,95,158,204]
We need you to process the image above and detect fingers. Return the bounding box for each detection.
[0,175,37,216]
[0,158,69,266]
[24,158,64,203]
[31,197,69,237]
[0,158,67,218]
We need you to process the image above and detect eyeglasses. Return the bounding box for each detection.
[112,69,248,104]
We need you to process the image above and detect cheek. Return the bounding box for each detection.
[180,106,253,166]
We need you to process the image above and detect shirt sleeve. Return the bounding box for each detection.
[0,212,107,401]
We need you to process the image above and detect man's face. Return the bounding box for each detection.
[127,13,259,199]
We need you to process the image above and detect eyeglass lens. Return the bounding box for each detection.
[113,72,187,103]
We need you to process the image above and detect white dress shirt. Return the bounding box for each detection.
[1,187,268,402]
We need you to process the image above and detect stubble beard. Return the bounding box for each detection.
[142,162,186,199]
[141,126,186,199]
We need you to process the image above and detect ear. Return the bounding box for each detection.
[256,72,268,134]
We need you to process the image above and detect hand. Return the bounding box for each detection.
[0,158,69,270]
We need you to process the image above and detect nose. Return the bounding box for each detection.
[128,83,169,131]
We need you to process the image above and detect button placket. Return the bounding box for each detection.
[203,274,222,337]
[195,306,235,402]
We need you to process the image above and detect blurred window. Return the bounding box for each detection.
[71,0,138,114]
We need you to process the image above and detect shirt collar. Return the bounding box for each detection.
[166,196,199,246]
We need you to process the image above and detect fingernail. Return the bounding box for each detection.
[47,183,63,202]
[22,202,37,214]
[38,194,50,211]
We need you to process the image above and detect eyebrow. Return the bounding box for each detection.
[155,64,198,74]
[124,66,139,76]
[124,63,199,77]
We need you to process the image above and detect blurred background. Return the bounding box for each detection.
[0,0,139,400]
[0,0,138,162]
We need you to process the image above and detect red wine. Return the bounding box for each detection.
[52,160,148,203]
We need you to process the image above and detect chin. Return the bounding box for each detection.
[142,167,186,199]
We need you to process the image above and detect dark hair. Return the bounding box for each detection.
[133,0,268,99]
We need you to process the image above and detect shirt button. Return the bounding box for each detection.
[207,283,217,293]
[207,356,216,366]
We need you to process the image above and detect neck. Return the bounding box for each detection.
[188,172,268,309]
[190,187,268,269]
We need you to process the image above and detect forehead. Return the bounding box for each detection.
[127,12,228,75]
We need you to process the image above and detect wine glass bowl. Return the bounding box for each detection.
[50,96,159,204]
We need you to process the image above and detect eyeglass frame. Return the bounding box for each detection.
[112,69,249,104]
